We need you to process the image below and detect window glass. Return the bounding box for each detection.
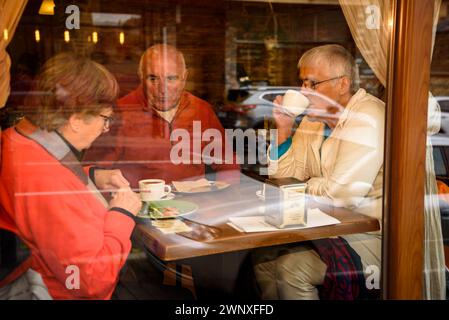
[0,0,392,301]
[429,0,449,300]
[433,147,447,176]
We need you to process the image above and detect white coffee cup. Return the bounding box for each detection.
[282,89,310,117]
[138,179,172,201]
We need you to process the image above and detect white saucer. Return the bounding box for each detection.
[157,192,175,201]
[141,193,175,202]
[256,190,265,201]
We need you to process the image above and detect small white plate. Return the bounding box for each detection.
[140,193,175,202]
[161,192,176,200]
[256,190,265,201]
[172,181,230,194]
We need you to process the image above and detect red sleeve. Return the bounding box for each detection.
[15,176,134,299]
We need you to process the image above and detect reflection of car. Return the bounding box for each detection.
[432,134,449,184]
[429,116,449,279]
[432,97,449,184]
[436,96,449,135]
[218,86,298,129]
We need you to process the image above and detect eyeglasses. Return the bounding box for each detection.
[298,75,345,90]
[99,114,114,131]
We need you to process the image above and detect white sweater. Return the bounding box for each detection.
[269,89,385,222]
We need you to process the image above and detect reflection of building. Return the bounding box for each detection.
[7,0,382,110]
[224,3,357,94]
[6,0,448,108]
[432,5,449,96]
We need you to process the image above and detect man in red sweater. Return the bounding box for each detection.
[85,44,240,188]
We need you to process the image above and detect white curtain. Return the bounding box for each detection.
[339,0,445,299]
[339,0,392,86]
[0,0,28,108]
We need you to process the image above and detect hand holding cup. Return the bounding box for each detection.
[272,90,310,143]
[281,89,310,117]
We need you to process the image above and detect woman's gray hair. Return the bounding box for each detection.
[298,44,360,93]
[23,53,119,131]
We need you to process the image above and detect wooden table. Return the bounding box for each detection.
[133,174,380,262]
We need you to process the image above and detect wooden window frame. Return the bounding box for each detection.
[383,0,436,299]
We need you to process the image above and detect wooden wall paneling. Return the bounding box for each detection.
[384,0,436,299]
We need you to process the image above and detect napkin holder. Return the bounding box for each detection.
[263,177,307,229]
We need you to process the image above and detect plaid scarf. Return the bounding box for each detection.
[312,237,371,300]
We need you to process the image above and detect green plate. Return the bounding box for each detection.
[137,200,199,220]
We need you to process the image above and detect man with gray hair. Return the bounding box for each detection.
[85,44,240,187]
[253,44,385,300]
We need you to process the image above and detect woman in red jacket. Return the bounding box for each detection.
[0,53,142,299]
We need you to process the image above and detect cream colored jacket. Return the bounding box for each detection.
[268,89,385,221]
